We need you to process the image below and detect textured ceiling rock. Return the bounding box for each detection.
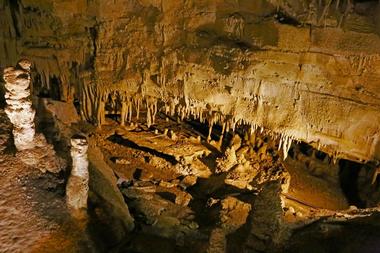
[0,0,380,163]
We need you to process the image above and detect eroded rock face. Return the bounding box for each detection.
[0,0,379,163]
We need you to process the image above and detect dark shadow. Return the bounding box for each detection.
[9,0,21,38]
[156,191,176,203]
[107,134,178,165]
[0,79,6,109]
[285,213,380,253]
[49,76,61,100]
[275,11,301,26]
[299,142,313,156]
[339,159,366,208]
[133,168,142,180]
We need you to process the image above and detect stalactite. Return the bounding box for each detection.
[152,99,157,124]
[278,133,293,160]
[278,134,283,152]
[207,120,213,143]
[146,98,152,128]
[96,91,107,128]
[128,97,133,122]
[134,95,141,120]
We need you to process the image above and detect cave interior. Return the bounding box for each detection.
[1,0,380,252]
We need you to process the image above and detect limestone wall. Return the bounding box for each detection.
[1,0,379,162]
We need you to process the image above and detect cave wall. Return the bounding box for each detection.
[1,0,380,163]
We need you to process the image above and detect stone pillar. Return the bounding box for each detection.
[66,134,89,210]
[3,59,36,150]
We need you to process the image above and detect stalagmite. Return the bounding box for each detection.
[3,59,36,150]
[169,129,177,140]
[66,134,89,210]
[207,122,213,143]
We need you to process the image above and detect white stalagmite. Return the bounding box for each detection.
[3,59,36,150]
[66,134,89,210]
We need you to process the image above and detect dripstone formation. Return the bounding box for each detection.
[3,59,35,150]
[1,0,379,164]
[1,1,380,252]
[66,134,89,210]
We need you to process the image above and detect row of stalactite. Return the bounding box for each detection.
[79,84,299,160]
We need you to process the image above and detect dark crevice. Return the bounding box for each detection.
[315,150,327,161]
[87,25,98,71]
[274,11,301,26]
[353,0,378,2]
[156,192,176,203]
[8,0,21,38]
[107,133,178,165]
[339,159,366,208]
[299,142,313,157]
[49,75,61,101]
[90,26,98,69]
[0,80,5,109]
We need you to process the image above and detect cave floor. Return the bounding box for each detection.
[87,115,378,252]
[0,154,94,253]
[0,108,100,253]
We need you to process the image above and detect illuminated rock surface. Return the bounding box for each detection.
[1,1,380,252]
[2,60,65,173]
[66,135,89,210]
[3,59,35,150]
[1,0,380,163]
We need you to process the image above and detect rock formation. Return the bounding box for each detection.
[1,0,380,164]
[66,134,89,210]
[2,59,64,173]
[1,1,380,252]
[3,59,35,150]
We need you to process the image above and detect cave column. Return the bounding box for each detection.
[66,134,89,210]
[97,94,106,128]
[3,59,36,150]
[120,101,127,126]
